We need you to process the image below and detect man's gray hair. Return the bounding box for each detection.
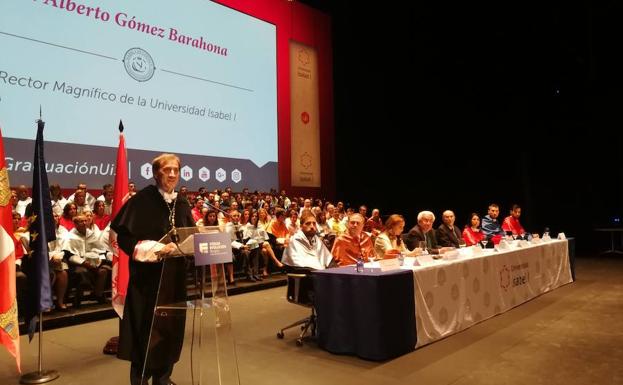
[417,210,435,222]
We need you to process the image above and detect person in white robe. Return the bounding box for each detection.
[282,209,333,270]
[63,215,111,304]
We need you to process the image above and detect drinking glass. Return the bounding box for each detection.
[418,241,428,255]
[368,255,376,271]
[481,238,488,249]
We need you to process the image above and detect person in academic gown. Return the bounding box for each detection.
[281,209,333,270]
[111,153,195,385]
[331,213,374,266]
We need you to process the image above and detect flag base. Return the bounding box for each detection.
[19,370,60,384]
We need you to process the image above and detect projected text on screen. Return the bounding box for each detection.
[0,0,278,191]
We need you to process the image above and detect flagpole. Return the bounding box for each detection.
[19,312,59,384]
[19,317,60,384]
[20,112,60,384]
[38,313,42,373]
[104,120,130,356]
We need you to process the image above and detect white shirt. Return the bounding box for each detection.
[158,187,178,203]
[64,227,111,266]
[374,232,410,259]
[15,198,32,217]
[282,230,333,270]
[51,197,68,216]
[67,192,96,210]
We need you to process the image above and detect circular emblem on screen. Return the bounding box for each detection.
[123,48,155,82]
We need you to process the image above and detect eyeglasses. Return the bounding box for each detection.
[161,167,179,175]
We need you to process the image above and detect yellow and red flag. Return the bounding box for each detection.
[0,126,21,372]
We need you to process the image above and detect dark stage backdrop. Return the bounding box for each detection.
[302,1,623,253]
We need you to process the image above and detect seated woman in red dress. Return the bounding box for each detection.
[93,200,111,230]
[59,202,78,231]
[462,212,485,246]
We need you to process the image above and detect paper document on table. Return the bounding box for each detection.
[442,250,460,260]
[403,256,417,267]
[379,258,401,271]
[417,254,435,266]
[158,227,200,256]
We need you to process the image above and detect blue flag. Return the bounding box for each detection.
[23,118,56,340]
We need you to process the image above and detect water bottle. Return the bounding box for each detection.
[356,256,364,273]
[543,227,550,241]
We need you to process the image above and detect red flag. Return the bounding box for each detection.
[0,126,21,372]
[110,121,130,318]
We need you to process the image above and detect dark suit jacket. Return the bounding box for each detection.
[403,225,440,254]
[436,224,463,248]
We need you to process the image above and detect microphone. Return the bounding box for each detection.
[171,226,180,243]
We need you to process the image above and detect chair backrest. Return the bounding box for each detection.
[284,266,314,307]
[322,233,336,251]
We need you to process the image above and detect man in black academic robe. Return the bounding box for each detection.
[111,154,194,385]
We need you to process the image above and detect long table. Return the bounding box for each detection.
[413,239,572,347]
[312,267,416,360]
[312,239,573,360]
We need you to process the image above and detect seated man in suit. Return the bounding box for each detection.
[404,211,453,255]
[282,209,333,270]
[436,210,464,248]
[331,213,374,266]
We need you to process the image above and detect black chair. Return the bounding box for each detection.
[265,231,286,274]
[276,266,316,346]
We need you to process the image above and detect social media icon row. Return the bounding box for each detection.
[140,163,242,183]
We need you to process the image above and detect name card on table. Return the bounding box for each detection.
[403,256,418,267]
[417,254,436,266]
[459,247,474,258]
[378,258,401,271]
[193,232,233,266]
[442,250,460,260]
[557,232,566,240]
[497,239,511,250]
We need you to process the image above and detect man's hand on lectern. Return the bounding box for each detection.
[155,242,178,257]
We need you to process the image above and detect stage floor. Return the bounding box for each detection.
[1,255,622,385]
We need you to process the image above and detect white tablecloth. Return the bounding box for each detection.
[410,240,572,347]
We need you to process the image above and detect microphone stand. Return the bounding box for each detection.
[204,201,230,217]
